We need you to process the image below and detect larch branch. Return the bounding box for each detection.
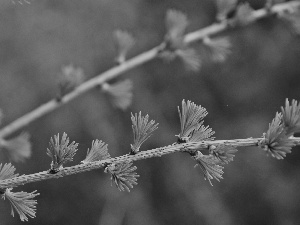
[1,137,300,189]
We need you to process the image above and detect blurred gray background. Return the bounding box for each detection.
[1,0,300,224]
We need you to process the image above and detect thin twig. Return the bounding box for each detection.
[1,137,300,189]
[0,1,298,139]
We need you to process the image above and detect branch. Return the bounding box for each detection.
[0,1,298,139]
[1,137,300,189]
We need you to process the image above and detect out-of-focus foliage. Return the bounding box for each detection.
[113,30,135,64]
[1,0,300,225]
[101,79,133,110]
[58,64,85,98]
[0,132,32,162]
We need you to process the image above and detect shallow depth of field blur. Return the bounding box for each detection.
[1,0,300,224]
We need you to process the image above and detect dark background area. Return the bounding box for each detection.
[1,0,300,224]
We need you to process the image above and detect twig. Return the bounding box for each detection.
[1,137,300,189]
[0,1,299,139]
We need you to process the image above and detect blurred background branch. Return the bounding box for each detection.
[0,1,298,141]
